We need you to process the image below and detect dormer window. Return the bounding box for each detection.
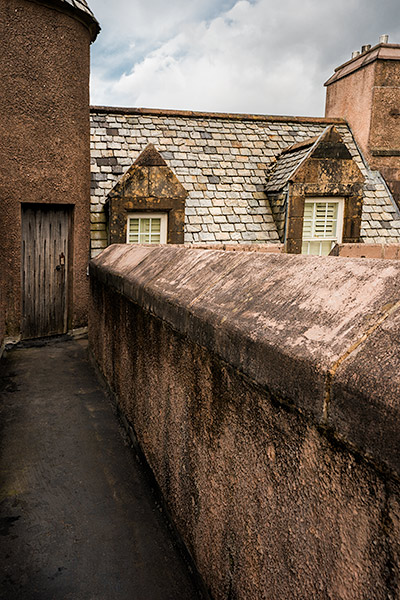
[265,127,363,254]
[106,144,187,246]
[301,198,344,256]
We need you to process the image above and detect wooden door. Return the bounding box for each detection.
[21,205,70,339]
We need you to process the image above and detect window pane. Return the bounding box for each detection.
[314,203,338,238]
[320,241,333,256]
[305,239,334,256]
[128,218,139,243]
[140,219,151,234]
[302,203,313,237]
[151,219,161,233]
[308,241,322,255]
[303,203,314,218]
[302,218,313,238]
[129,218,139,233]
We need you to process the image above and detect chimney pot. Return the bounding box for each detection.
[351,51,360,59]
[361,44,371,53]
[379,34,389,44]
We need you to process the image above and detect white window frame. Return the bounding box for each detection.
[302,197,344,256]
[126,212,168,244]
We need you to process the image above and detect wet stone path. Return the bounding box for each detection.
[0,337,202,600]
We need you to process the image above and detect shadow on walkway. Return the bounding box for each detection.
[0,337,202,599]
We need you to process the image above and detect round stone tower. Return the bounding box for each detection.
[0,0,100,343]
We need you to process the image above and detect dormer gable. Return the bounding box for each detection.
[108,144,187,201]
[106,145,187,245]
[265,126,362,194]
[265,127,365,253]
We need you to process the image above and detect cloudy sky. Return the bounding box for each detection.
[89,0,400,117]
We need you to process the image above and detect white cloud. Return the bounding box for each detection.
[90,0,233,55]
[89,0,400,116]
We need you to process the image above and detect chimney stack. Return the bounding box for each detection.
[325,37,400,208]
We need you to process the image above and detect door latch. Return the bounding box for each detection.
[56,253,65,271]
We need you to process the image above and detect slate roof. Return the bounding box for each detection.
[63,0,95,17]
[264,143,314,192]
[90,107,400,256]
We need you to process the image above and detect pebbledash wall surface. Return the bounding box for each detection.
[89,107,400,258]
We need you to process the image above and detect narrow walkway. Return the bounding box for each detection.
[0,337,202,600]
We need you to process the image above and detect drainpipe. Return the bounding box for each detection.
[283,184,291,251]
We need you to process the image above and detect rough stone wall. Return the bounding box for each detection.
[0,293,5,355]
[325,59,376,154]
[0,0,92,336]
[368,59,400,208]
[369,60,400,155]
[89,244,400,600]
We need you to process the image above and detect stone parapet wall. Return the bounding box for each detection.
[89,244,400,600]
[184,243,283,252]
[331,242,400,258]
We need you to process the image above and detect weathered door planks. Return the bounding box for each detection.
[21,205,70,339]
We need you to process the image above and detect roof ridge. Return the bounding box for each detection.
[281,136,320,155]
[265,127,330,192]
[90,105,346,125]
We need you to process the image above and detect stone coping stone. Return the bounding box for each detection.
[90,244,400,477]
[332,243,400,259]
